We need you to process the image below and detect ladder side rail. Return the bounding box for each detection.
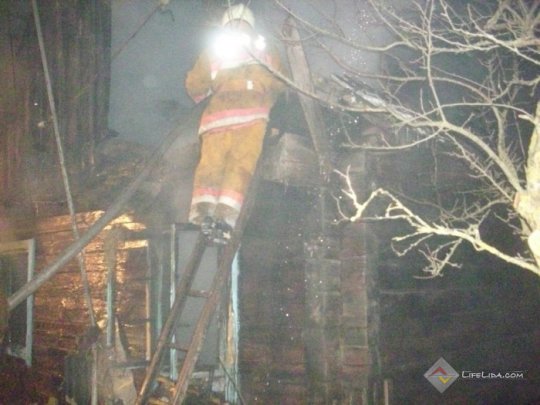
[170,176,260,404]
[171,236,239,404]
[169,224,178,381]
[136,232,208,404]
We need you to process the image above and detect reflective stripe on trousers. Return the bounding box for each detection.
[189,120,267,227]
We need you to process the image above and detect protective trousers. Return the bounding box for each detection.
[189,120,267,228]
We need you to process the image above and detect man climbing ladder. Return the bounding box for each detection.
[186,4,285,244]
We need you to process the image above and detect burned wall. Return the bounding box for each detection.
[238,174,379,404]
[20,212,147,400]
[375,229,540,403]
[363,144,540,403]
[0,0,110,216]
[238,182,314,403]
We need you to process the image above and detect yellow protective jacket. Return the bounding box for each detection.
[185,34,285,134]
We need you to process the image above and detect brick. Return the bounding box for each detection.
[305,259,342,292]
[342,292,368,321]
[342,346,371,366]
[340,364,370,385]
[343,326,369,346]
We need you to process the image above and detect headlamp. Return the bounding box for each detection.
[213,31,251,61]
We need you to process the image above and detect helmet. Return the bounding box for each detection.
[222,4,255,28]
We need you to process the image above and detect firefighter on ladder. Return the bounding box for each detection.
[185,4,285,244]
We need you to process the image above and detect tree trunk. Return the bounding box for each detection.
[515,103,540,264]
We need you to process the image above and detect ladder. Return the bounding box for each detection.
[135,205,251,404]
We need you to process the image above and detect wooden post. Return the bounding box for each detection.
[283,16,341,403]
[282,17,333,179]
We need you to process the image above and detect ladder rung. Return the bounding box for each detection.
[156,375,176,389]
[188,289,210,298]
[167,343,189,352]
[125,317,152,325]
[123,318,153,326]
[148,398,170,405]
[131,276,152,282]
[114,359,149,369]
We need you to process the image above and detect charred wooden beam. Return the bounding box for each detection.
[283,17,333,179]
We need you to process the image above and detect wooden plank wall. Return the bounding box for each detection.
[0,0,110,215]
[238,179,379,404]
[338,222,376,402]
[239,183,311,404]
[28,212,147,400]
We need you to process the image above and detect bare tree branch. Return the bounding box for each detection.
[281,0,540,277]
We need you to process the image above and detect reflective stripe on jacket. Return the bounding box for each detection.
[185,34,285,135]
